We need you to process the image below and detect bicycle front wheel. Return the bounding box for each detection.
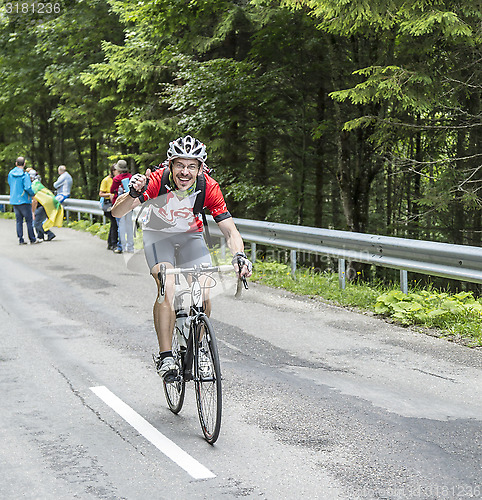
[194,315,222,444]
[163,327,186,414]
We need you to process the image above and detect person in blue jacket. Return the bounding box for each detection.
[7,156,38,245]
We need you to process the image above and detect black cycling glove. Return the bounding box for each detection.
[128,173,148,198]
[232,252,253,275]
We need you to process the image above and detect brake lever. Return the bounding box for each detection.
[236,256,249,291]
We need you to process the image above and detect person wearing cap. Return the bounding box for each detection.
[53,165,73,203]
[110,160,134,253]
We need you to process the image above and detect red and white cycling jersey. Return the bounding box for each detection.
[139,167,231,233]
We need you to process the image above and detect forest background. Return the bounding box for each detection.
[1,0,481,267]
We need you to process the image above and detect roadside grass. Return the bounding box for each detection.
[252,261,383,309]
[2,212,480,347]
[0,211,15,220]
[65,219,144,249]
[66,219,110,240]
[252,261,482,347]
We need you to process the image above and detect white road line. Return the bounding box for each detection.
[90,385,216,480]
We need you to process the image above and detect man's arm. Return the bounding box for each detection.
[53,174,63,189]
[217,218,252,277]
[111,172,149,217]
[24,173,35,196]
[111,192,141,217]
[217,218,245,255]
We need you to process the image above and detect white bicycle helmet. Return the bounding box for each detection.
[167,135,207,163]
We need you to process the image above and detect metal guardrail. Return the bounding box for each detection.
[63,198,105,219]
[205,217,482,290]
[1,195,481,290]
[0,194,105,222]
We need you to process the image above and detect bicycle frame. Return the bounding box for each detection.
[157,263,233,381]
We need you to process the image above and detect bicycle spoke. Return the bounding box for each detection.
[162,325,185,414]
[194,316,222,444]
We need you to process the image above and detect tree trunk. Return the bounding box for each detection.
[254,134,269,220]
[74,134,88,189]
[314,85,326,228]
[386,161,392,230]
[452,129,466,245]
[89,131,98,199]
[410,116,422,238]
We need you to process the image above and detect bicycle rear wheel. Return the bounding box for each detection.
[163,327,186,414]
[194,315,222,444]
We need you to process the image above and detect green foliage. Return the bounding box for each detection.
[66,219,109,240]
[375,289,482,345]
[0,211,16,220]
[330,66,435,114]
[252,261,384,309]
[1,0,481,248]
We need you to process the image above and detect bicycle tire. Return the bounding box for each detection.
[163,327,186,414]
[194,315,222,444]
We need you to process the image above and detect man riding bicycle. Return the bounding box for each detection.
[112,135,252,380]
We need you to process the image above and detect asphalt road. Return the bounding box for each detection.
[0,219,481,500]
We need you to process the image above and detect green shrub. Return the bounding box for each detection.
[252,261,385,309]
[0,211,16,219]
[67,219,110,241]
[375,290,482,345]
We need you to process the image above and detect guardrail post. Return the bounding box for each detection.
[290,250,296,278]
[400,270,408,294]
[338,258,346,290]
[65,210,70,222]
[251,242,256,263]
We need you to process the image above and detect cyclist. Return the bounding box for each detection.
[112,135,252,380]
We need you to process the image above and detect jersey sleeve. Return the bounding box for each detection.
[205,175,231,223]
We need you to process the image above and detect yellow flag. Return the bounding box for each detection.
[32,180,64,230]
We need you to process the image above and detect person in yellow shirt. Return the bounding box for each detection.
[99,164,119,251]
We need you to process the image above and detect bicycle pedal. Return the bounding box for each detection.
[164,373,180,383]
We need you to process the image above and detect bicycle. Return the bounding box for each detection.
[156,260,248,444]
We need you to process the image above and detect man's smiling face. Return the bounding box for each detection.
[170,158,201,191]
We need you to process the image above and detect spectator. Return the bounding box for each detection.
[53,165,73,203]
[99,164,119,251]
[29,169,63,242]
[7,156,38,245]
[110,159,134,254]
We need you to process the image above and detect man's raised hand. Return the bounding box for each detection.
[128,172,148,198]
